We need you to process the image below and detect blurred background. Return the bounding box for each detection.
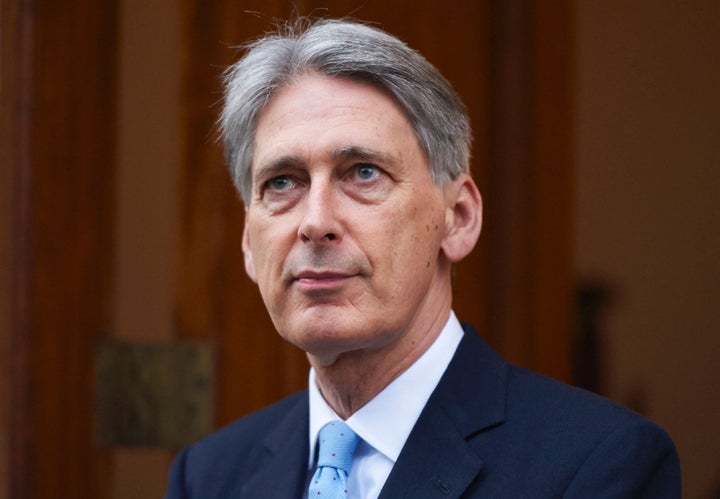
[1,0,718,497]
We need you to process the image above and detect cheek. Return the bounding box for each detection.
[248,224,289,282]
[372,204,445,274]
[405,201,444,242]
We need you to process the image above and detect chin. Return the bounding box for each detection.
[279,320,387,359]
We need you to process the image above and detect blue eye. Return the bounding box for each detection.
[355,164,378,180]
[267,175,293,191]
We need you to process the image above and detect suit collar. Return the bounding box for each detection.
[379,324,509,498]
[433,323,508,437]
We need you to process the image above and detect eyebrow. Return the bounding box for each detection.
[254,155,305,181]
[254,145,398,180]
[331,145,397,166]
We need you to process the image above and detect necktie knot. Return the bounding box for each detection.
[309,421,359,498]
[317,421,359,472]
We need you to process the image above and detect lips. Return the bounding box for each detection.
[295,270,353,280]
[291,269,359,292]
[282,252,372,293]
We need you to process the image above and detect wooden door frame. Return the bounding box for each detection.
[2,0,119,497]
[2,1,34,497]
[486,0,574,382]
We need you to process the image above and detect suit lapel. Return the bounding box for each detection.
[380,325,509,498]
[240,394,310,498]
[378,402,485,498]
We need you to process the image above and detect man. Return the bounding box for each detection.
[166,18,680,498]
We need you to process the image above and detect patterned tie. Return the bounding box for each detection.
[309,421,359,498]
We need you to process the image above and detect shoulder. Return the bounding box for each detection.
[165,390,308,498]
[190,390,306,458]
[507,363,638,426]
[448,326,680,496]
[511,367,679,495]
[506,364,671,446]
[455,324,669,439]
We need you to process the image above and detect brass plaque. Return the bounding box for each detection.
[95,339,214,448]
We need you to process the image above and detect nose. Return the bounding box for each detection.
[298,182,341,243]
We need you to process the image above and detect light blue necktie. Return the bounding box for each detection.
[309,421,359,498]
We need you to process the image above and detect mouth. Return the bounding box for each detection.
[291,270,359,293]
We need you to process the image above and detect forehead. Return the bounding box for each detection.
[252,75,424,169]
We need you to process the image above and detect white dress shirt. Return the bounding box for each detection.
[306,311,464,499]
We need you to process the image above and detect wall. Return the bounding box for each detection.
[574,2,720,497]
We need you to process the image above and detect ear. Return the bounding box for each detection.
[440,174,483,263]
[242,212,258,283]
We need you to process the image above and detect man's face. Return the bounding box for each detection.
[243,75,456,365]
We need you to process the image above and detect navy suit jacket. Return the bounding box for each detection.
[166,325,680,498]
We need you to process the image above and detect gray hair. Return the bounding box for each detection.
[220,18,472,204]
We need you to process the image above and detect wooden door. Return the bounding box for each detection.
[2,0,572,496]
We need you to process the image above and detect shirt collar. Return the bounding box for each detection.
[308,311,464,467]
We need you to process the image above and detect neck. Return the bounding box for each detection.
[309,301,451,420]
